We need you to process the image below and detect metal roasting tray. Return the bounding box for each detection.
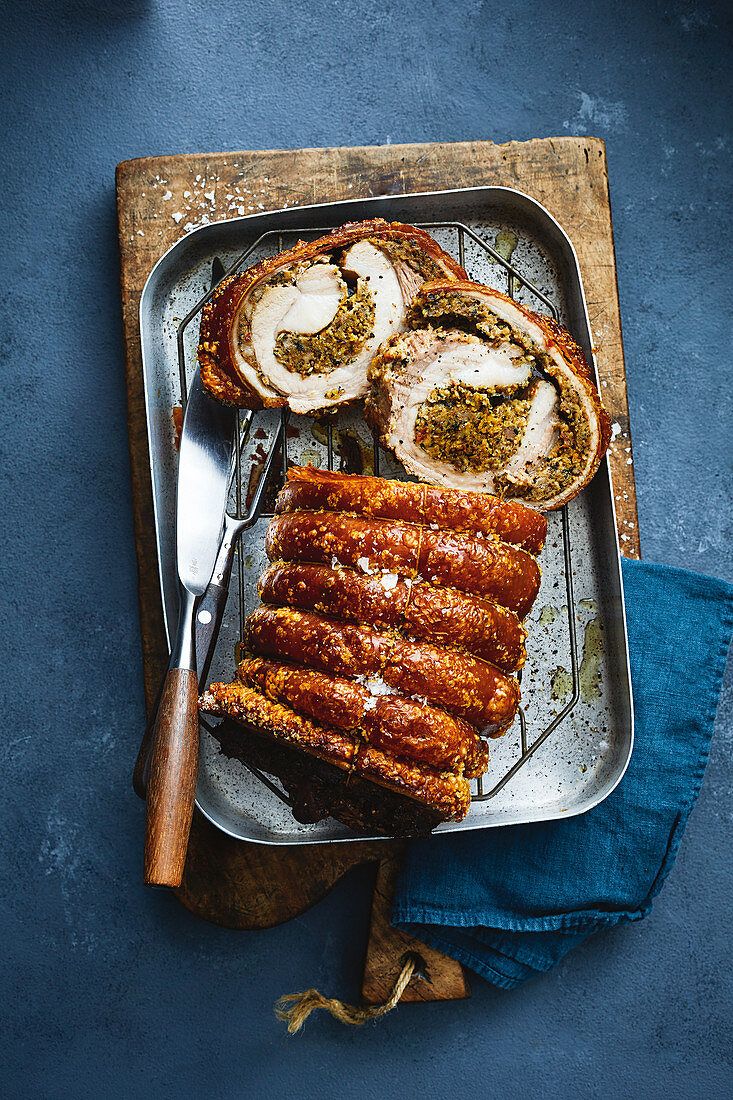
[139,187,634,845]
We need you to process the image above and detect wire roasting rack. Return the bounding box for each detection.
[177,221,580,811]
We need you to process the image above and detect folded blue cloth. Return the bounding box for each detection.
[393,558,733,989]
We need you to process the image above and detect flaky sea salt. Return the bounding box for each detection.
[364,676,395,697]
[380,573,398,591]
[357,557,373,574]
[356,675,396,699]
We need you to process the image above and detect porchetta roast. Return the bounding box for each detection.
[198,220,465,414]
[366,281,611,509]
[194,219,610,835]
[200,468,547,837]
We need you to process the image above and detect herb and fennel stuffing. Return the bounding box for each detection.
[415,385,533,472]
[406,291,591,499]
[274,275,375,377]
[370,238,447,282]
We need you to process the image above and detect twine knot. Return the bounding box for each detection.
[275,952,421,1033]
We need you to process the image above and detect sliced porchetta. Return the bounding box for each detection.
[197,219,466,413]
[366,280,611,510]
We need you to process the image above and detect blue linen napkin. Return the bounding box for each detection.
[392,558,733,989]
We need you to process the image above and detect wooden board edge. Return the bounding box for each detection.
[115,193,170,714]
[115,134,603,186]
[174,812,393,930]
[361,852,470,1004]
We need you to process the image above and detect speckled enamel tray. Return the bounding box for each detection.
[140,187,634,844]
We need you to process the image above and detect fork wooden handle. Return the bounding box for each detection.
[144,666,200,887]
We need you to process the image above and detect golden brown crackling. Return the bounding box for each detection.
[244,606,520,732]
[197,220,466,409]
[238,657,367,730]
[265,510,422,578]
[199,679,472,821]
[361,693,489,779]
[276,466,547,554]
[199,681,356,767]
[265,510,540,618]
[197,274,272,409]
[245,604,386,678]
[354,743,471,821]
[237,655,489,775]
[258,560,527,671]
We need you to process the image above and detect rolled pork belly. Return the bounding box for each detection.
[243,606,520,732]
[258,561,527,671]
[265,511,541,618]
[276,466,548,554]
[197,220,466,413]
[199,680,472,822]
[237,657,489,777]
[366,280,611,509]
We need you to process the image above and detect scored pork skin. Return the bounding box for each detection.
[258,561,527,671]
[199,680,472,821]
[275,465,547,554]
[265,511,541,618]
[237,656,489,776]
[244,606,520,733]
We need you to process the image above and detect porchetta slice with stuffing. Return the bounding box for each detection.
[366,281,611,510]
[197,220,466,414]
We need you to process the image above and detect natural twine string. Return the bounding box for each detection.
[275,952,419,1034]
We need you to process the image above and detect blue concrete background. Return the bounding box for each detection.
[1,1,731,1096]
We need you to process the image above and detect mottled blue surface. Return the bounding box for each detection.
[1,1,731,1097]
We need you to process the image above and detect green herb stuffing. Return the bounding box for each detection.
[274,278,375,377]
[415,384,533,472]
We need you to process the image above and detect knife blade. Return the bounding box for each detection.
[144,272,237,888]
[133,257,238,794]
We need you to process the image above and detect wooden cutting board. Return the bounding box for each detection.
[116,137,639,1006]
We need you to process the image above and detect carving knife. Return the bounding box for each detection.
[144,290,237,888]
[134,260,230,799]
[133,261,284,805]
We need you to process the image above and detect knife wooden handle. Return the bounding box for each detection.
[133,579,232,801]
[144,666,200,887]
